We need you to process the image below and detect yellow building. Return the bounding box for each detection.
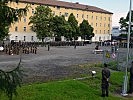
[9,0,113,42]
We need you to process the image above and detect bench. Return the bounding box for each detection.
[93,49,103,54]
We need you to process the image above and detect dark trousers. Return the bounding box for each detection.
[102,82,109,97]
[128,79,133,93]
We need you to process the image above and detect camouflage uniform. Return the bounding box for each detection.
[101,63,110,97]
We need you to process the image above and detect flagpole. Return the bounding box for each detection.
[122,0,132,96]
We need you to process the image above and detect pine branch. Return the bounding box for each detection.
[0,54,23,100]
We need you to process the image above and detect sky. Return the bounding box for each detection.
[59,0,131,27]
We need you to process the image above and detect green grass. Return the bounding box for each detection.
[0,79,125,100]
[1,64,133,100]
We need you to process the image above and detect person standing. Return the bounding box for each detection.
[128,61,133,94]
[101,63,111,97]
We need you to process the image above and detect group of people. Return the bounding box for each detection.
[101,61,133,97]
[2,42,38,55]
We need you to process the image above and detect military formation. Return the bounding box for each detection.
[3,42,37,55]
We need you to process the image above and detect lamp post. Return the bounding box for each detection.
[122,0,132,96]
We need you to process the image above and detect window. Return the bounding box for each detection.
[59,12,61,16]
[87,15,88,19]
[91,23,93,26]
[15,36,18,40]
[92,16,93,19]
[64,12,68,17]
[15,26,18,31]
[100,23,101,27]
[108,24,110,27]
[96,16,98,20]
[101,16,102,20]
[104,17,106,21]
[82,14,84,19]
[77,14,78,18]
[95,30,97,34]
[99,36,101,41]
[24,36,26,41]
[24,27,26,32]
[53,11,55,16]
[104,30,105,34]
[100,30,101,34]
[108,17,110,21]
[24,17,26,22]
[104,23,106,27]
[57,6,60,10]
[108,30,110,33]
[32,9,34,14]
[96,23,97,27]
[31,36,34,41]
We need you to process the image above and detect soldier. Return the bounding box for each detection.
[101,63,111,97]
[34,46,37,54]
[5,45,8,54]
[128,61,133,94]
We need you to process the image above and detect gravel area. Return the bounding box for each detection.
[0,44,132,83]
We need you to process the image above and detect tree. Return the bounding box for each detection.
[0,0,28,40]
[51,15,72,41]
[119,10,133,36]
[0,57,23,100]
[0,0,27,100]
[29,6,53,42]
[79,20,94,43]
[68,13,80,41]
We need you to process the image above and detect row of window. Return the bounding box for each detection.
[53,11,110,21]
[15,27,26,32]
[91,23,110,27]
[15,26,110,34]
[95,30,110,34]
[95,36,110,41]
[31,7,110,21]
[15,36,34,41]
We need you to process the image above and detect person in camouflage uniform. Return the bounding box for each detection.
[101,63,111,97]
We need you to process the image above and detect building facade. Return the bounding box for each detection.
[8,0,113,42]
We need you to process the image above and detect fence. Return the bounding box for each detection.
[103,50,133,71]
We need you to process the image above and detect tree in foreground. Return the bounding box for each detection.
[0,0,27,100]
[0,0,28,41]
[0,57,23,100]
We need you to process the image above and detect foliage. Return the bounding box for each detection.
[0,56,23,100]
[119,11,133,36]
[0,0,28,40]
[29,6,53,42]
[0,0,27,100]
[79,20,94,40]
[68,13,80,41]
[51,15,72,41]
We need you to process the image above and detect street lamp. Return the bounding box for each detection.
[121,0,132,96]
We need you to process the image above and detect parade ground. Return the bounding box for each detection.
[0,43,132,83]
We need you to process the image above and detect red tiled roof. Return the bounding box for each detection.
[20,0,113,14]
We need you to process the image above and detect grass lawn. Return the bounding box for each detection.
[1,64,133,100]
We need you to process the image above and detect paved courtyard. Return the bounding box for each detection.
[0,44,132,83]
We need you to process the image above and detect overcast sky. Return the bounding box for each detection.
[59,0,131,26]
